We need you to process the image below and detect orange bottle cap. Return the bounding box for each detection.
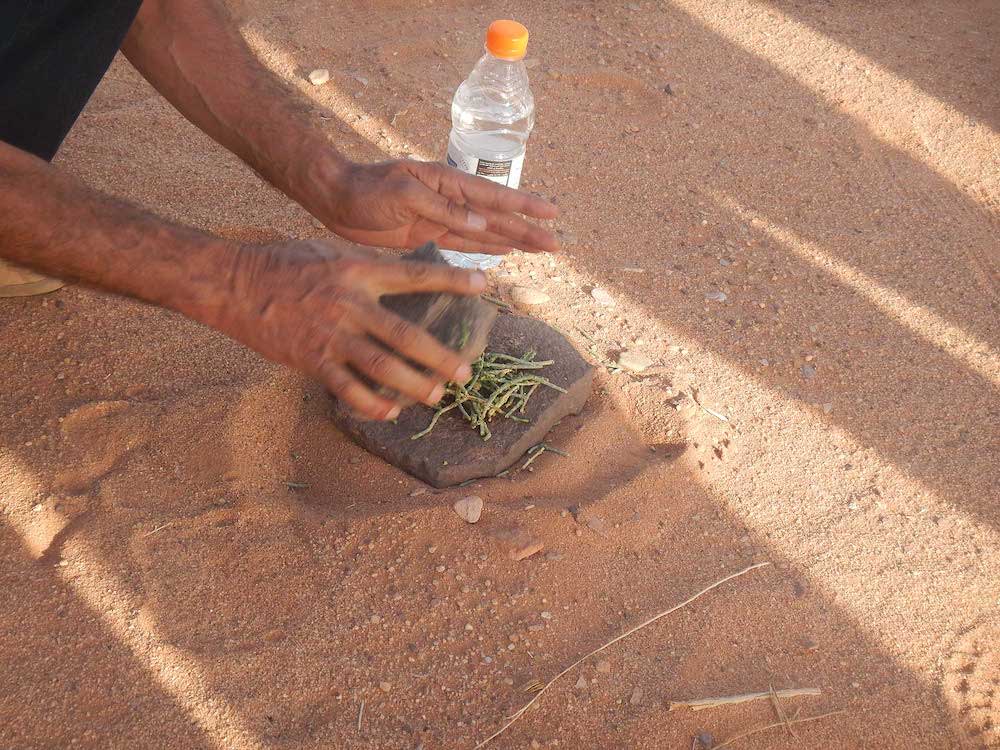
[486,19,529,61]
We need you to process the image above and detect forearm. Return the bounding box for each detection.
[0,140,236,326]
[121,0,345,205]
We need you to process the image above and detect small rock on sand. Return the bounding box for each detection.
[704,290,727,302]
[308,68,330,86]
[591,287,615,306]
[596,659,611,674]
[491,526,544,560]
[379,681,392,693]
[617,351,653,372]
[575,675,588,689]
[453,495,484,523]
[511,286,551,307]
[630,686,644,705]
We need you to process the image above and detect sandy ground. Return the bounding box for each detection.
[2,1,998,748]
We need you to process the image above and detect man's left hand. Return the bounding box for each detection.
[296,157,561,255]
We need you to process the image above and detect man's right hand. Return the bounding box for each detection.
[215,240,485,421]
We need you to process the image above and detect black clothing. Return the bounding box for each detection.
[0,0,144,160]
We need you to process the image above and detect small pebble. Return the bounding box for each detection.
[540,611,552,620]
[801,364,817,379]
[575,675,588,689]
[379,681,392,693]
[511,286,551,307]
[704,290,728,302]
[308,68,330,86]
[453,495,484,524]
[591,287,615,306]
[435,565,446,573]
[697,731,714,748]
[596,660,611,674]
[629,686,643,705]
[617,350,653,373]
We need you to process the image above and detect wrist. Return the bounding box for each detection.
[153,233,246,330]
[286,145,354,220]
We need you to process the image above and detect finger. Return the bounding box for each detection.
[367,257,487,296]
[415,189,558,254]
[320,361,402,421]
[437,232,513,255]
[346,335,447,407]
[363,303,473,383]
[464,203,561,253]
[456,174,560,220]
[415,161,560,220]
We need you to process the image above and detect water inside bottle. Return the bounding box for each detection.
[441,40,535,271]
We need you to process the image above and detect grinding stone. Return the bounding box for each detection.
[376,242,497,406]
[331,314,594,487]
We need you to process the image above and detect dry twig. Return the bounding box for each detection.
[357,700,365,733]
[712,709,846,750]
[769,683,795,737]
[668,687,821,712]
[472,562,770,749]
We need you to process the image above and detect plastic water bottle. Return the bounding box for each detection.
[441,20,535,270]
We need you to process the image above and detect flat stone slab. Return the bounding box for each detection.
[331,314,594,487]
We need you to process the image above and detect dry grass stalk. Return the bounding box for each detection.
[668,687,821,712]
[473,562,771,749]
[768,683,796,737]
[712,709,847,750]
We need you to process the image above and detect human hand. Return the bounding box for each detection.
[214,239,485,420]
[294,156,560,255]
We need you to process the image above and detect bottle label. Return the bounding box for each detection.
[447,144,523,189]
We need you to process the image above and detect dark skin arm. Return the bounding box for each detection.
[1,0,560,419]
[0,141,482,420]
[120,0,560,254]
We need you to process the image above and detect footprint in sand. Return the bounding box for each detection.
[54,400,156,494]
[944,621,1000,749]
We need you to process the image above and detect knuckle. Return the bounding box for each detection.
[365,349,393,377]
[322,367,350,397]
[387,317,418,348]
[332,258,364,285]
[403,261,431,284]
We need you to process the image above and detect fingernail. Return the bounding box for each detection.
[385,405,401,420]
[454,363,473,382]
[428,384,445,404]
[467,211,488,231]
[469,271,487,292]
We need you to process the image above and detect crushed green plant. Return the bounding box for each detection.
[412,351,565,441]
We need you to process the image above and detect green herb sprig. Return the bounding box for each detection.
[412,351,565,441]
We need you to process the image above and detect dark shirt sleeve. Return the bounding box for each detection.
[0,0,143,161]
